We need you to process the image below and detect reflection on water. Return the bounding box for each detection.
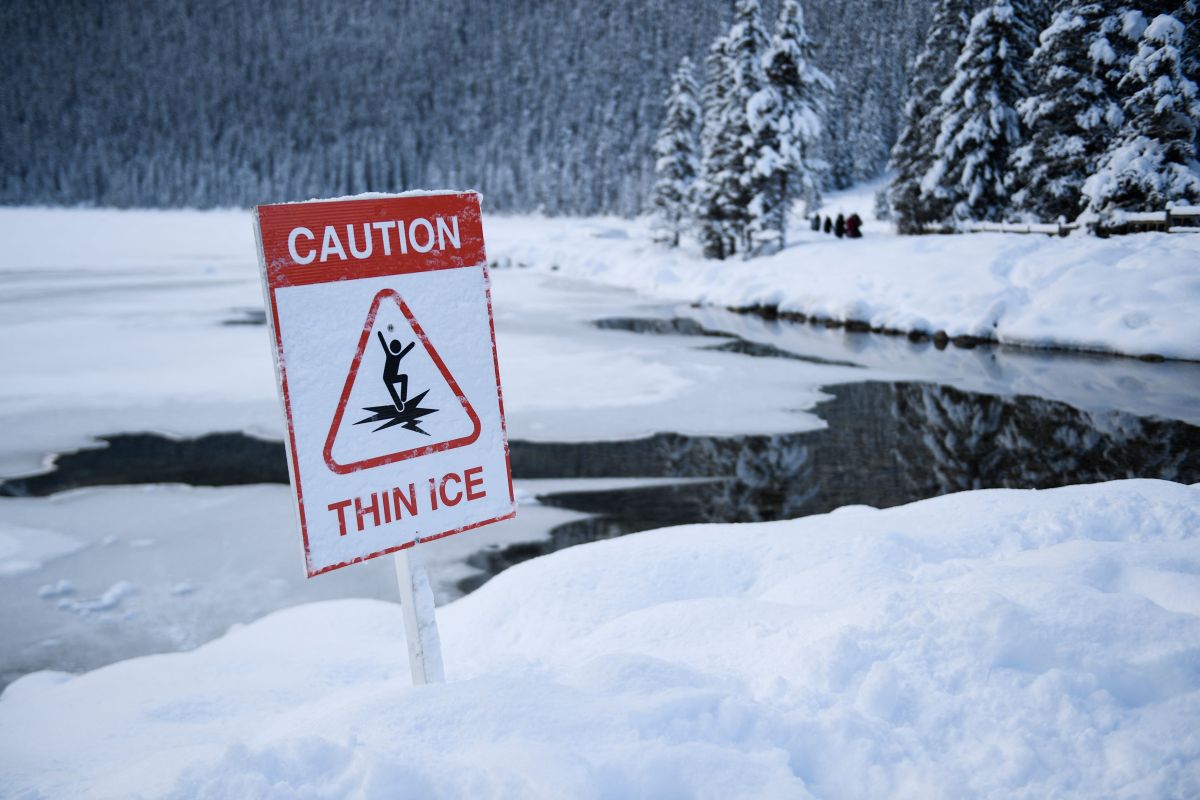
[4,310,1198,596]
[480,380,1199,584]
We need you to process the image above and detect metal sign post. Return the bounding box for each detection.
[394,542,444,685]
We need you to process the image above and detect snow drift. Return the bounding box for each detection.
[2,479,1198,799]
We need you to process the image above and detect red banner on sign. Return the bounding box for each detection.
[257,192,486,289]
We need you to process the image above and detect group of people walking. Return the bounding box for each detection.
[811,212,863,239]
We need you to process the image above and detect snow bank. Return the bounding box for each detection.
[484,214,1200,361]
[3,480,1198,798]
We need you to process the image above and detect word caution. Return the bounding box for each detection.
[288,216,462,265]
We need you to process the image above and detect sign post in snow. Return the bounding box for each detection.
[253,191,515,684]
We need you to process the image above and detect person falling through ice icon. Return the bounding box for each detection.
[378,329,415,412]
[355,324,438,434]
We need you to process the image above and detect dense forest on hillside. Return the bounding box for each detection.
[0,0,931,213]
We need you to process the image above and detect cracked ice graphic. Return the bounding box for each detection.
[355,325,439,435]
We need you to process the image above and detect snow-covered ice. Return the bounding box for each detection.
[2,480,1198,798]
[0,478,709,687]
[0,207,848,478]
[3,199,1196,478]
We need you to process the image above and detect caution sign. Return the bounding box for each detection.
[254,192,514,576]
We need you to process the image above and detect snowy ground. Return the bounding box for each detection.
[486,182,1200,361]
[2,203,1198,796]
[2,480,1198,799]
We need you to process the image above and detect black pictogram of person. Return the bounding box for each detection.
[378,330,415,412]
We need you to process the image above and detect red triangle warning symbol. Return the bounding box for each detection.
[323,289,481,475]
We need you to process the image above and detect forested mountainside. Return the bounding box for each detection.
[0,0,931,213]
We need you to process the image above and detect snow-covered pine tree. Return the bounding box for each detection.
[924,0,1035,224]
[753,0,830,252]
[651,57,702,247]
[1083,13,1200,218]
[725,0,773,257]
[697,32,738,259]
[888,0,974,233]
[1009,2,1123,222]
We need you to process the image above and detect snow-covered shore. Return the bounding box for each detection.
[2,479,1198,799]
[4,199,1198,365]
[485,209,1200,362]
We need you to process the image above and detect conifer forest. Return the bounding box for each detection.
[655,0,1200,256]
[2,0,928,213]
[3,0,1198,242]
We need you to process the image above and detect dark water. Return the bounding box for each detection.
[5,376,1197,594]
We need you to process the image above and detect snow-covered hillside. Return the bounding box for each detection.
[2,480,1198,799]
[485,186,1200,362]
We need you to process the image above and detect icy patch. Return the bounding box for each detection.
[36,580,75,599]
[0,524,84,579]
[56,580,138,616]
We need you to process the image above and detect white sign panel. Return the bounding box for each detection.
[254,192,514,576]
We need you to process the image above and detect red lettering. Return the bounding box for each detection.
[393,484,418,518]
[465,466,486,501]
[328,499,352,536]
[440,473,463,507]
[355,493,381,531]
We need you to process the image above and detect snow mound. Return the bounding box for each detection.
[2,480,1199,798]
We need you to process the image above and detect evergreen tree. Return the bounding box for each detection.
[650,57,702,247]
[924,0,1035,223]
[1083,13,1200,217]
[1010,2,1123,222]
[726,0,772,256]
[697,32,738,259]
[752,0,830,252]
[888,0,974,233]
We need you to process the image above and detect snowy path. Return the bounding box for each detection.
[2,480,1197,799]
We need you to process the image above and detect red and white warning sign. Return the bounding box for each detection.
[254,192,514,576]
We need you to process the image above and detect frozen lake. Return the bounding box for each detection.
[1,208,1198,689]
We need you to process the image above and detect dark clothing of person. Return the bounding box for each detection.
[834,214,846,239]
[823,216,832,234]
[811,214,821,232]
[846,213,863,239]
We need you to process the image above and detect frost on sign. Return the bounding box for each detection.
[254,192,515,577]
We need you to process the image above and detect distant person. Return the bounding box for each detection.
[835,213,846,239]
[811,213,821,232]
[846,213,863,239]
[823,216,832,234]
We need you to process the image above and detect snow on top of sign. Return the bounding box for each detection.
[261,189,484,207]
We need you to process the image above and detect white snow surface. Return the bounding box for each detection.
[2,479,1198,799]
[2,198,1197,476]
[484,183,1200,361]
